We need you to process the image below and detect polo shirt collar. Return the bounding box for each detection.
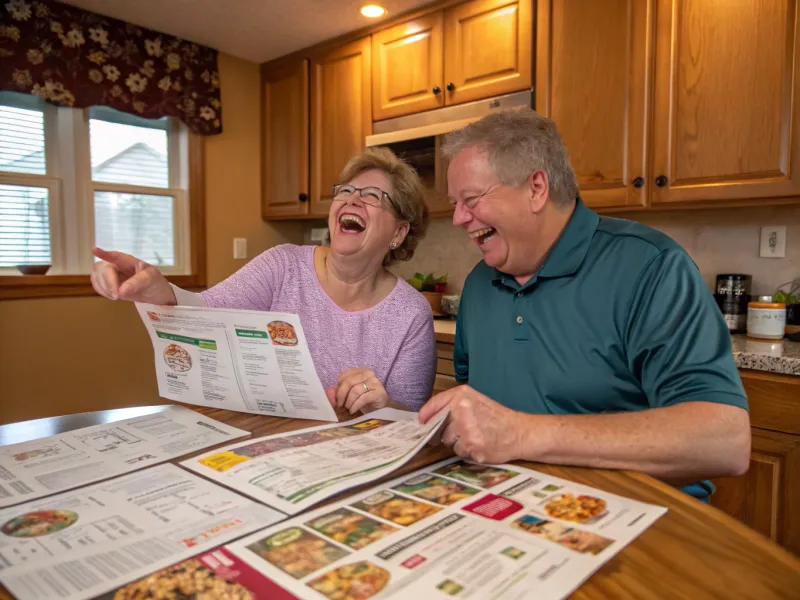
[491,197,599,286]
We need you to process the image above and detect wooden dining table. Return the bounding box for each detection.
[0,403,798,600]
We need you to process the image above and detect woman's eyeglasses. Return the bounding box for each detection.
[332,184,394,209]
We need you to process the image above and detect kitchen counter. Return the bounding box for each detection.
[434,320,800,377]
[433,317,456,343]
[731,334,800,377]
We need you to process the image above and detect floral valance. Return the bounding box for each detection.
[0,0,222,135]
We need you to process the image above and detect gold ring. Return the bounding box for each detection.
[362,382,369,393]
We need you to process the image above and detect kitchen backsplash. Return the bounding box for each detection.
[391,204,800,296]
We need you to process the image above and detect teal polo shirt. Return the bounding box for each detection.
[454,198,748,502]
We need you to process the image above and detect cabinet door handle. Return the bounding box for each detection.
[632,177,644,188]
[446,82,455,92]
[432,85,441,94]
[655,175,668,187]
[298,193,308,202]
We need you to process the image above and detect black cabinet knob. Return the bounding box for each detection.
[655,175,668,187]
[632,176,644,188]
[432,85,441,94]
[298,193,308,202]
[446,82,455,91]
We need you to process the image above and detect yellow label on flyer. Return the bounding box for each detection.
[198,451,249,472]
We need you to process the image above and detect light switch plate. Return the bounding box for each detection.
[760,226,786,258]
[233,237,247,259]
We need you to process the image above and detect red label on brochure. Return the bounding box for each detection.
[401,554,427,569]
[462,494,523,520]
[197,548,300,600]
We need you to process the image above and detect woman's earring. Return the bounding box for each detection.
[390,242,397,249]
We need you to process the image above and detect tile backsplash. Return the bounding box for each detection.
[391,204,800,296]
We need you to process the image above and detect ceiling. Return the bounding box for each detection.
[61,0,435,63]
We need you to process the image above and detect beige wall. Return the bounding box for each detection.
[0,53,304,425]
[392,204,800,296]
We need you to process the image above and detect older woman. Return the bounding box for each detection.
[91,147,435,414]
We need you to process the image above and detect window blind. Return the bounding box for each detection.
[0,105,46,176]
[0,184,51,267]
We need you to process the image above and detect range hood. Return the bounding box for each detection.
[365,89,533,147]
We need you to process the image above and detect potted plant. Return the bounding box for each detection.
[773,277,800,339]
[407,272,447,315]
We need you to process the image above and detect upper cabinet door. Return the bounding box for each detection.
[310,38,372,218]
[443,0,532,106]
[652,0,800,204]
[372,14,445,121]
[536,0,653,209]
[262,60,310,219]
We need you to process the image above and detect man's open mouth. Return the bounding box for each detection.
[339,214,366,233]
[469,227,496,245]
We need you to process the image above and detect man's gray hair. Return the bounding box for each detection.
[441,108,579,207]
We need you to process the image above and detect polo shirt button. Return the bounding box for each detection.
[517,292,523,297]
[516,316,523,324]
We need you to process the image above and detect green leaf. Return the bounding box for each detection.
[773,291,788,304]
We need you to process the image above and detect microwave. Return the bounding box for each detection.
[365,90,532,211]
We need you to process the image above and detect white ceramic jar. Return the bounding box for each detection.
[747,301,786,340]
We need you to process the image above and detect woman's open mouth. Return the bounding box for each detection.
[469,227,496,246]
[338,213,366,234]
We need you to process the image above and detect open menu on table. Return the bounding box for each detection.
[180,407,449,515]
[0,464,285,600]
[103,457,667,600]
[0,405,248,509]
[135,303,338,422]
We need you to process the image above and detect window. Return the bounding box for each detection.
[0,91,192,278]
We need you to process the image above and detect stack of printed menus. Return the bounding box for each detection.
[0,304,667,600]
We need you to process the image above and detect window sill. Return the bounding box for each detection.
[0,274,206,300]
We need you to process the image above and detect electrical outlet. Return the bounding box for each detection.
[760,226,786,258]
[233,237,247,259]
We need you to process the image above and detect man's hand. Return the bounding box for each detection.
[329,368,391,415]
[419,385,532,464]
[90,247,176,305]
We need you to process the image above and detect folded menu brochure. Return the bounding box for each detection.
[181,407,449,515]
[136,303,338,421]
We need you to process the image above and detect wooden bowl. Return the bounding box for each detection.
[16,264,51,275]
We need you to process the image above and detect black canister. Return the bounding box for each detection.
[714,274,752,333]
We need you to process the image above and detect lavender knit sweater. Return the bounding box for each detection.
[201,245,436,410]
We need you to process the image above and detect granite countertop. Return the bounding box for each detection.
[433,320,800,377]
[731,334,800,377]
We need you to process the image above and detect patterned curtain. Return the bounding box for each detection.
[0,0,222,135]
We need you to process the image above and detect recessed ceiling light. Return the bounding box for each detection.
[360,5,386,18]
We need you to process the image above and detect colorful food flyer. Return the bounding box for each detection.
[214,457,667,600]
[181,408,448,515]
[136,303,337,421]
[0,465,285,600]
[0,405,248,508]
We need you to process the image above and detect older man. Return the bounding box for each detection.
[419,109,751,501]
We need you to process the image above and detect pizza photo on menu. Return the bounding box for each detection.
[543,493,608,524]
[267,321,298,346]
[307,561,390,600]
[1,509,79,538]
[163,343,192,372]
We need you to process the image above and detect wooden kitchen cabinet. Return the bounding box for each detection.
[443,0,532,106]
[310,37,372,218]
[372,14,444,121]
[261,59,310,219]
[371,0,532,121]
[651,0,800,205]
[710,370,800,555]
[535,0,652,209]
